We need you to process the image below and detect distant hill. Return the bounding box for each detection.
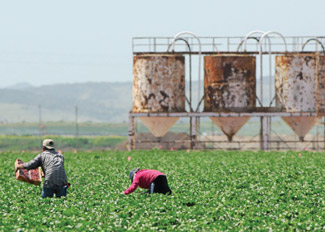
[0,81,202,123]
[0,78,272,123]
[0,82,133,123]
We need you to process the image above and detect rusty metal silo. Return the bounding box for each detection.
[275,53,325,141]
[204,54,256,141]
[132,54,185,137]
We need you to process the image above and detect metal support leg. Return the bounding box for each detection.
[189,116,192,149]
[263,116,269,150]
[128,115,135,151]
[323,116,325,150]
[267,116,272,148]
[316,117,319,151]
[190,116,197,149]
[260,116,269,151]
[260,117,263,150]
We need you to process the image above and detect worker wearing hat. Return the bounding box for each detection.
[15,139,69,198]
[124,168,172,195]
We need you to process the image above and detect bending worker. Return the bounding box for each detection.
[124,168,172,195]
[15,139,69,198]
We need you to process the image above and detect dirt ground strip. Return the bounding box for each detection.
[118,132,325,151]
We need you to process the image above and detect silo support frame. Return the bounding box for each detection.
[128,111,322,151]
[260,116,270,150]
[190,116,198,149]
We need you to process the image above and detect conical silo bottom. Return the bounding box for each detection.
[281,116,317,141]
[210,117,250,142]
[139,117,179,138]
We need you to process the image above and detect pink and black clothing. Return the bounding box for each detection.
[124,169,172,195]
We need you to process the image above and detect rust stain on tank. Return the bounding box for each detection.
[275,54,318,111]
[204,55,256,111]
[275,53,325,139]
[132,54,185,113]
[204,55,256,141]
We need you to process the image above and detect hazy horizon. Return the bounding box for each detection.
[1,80,131,89]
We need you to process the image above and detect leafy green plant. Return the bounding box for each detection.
[0,150,324,231]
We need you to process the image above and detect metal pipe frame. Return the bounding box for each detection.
[128,113,324,151]
[240,30,273,149]
[258,31,287,105]
[133,36,319,54]
[236,37,260,52]
[302,37,325,55]
[129,111,318,117]
[130,34,325,151]
[133,51,318,55]
[167,31,203,104]
[242,30,270,54]
[258,31,288,150]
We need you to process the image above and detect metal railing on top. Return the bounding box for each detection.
[132,36,325,54]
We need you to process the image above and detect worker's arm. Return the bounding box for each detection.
[15,154,42,172]
[124,177,140,195]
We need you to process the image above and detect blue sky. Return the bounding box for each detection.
[0,0,324,88]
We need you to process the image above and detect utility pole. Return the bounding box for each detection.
[38,104,42,148]
[75,106,79,149]
[75,106,79,138]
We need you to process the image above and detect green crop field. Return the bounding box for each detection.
[0,135,126,151]
[1,150,325,231]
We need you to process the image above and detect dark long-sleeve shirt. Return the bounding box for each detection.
[23,150,67,188]
[124,169,165,195]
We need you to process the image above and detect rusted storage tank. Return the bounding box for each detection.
[132,54,185,137]
[275,53,325,140]
[204,54,256,141]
